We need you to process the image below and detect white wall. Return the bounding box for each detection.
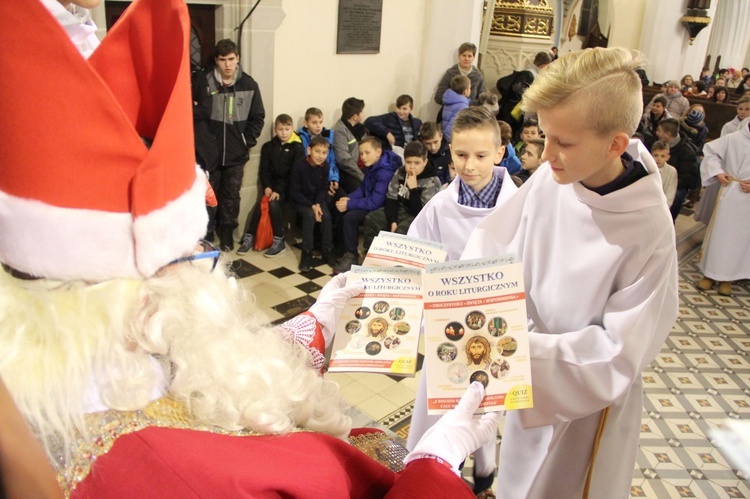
[272,0,428,133]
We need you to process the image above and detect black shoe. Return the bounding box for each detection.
[299,250,315,273]
[218,229,234,252]
[219,239,233,252]
[333,252,357,275]
[321,249,338,268]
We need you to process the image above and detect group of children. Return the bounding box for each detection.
[235,99,462,273]
[234,92,552,275]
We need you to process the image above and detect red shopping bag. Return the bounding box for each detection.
[254,196,273,250]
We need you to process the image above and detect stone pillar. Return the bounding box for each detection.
[706,0,750,72]
[638,0,717,85]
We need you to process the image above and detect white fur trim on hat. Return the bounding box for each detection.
[0,167,208,281]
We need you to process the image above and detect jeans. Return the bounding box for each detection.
[293,202,332,252]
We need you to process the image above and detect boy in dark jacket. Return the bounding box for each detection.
[364,95,423,151]
[297,107,339,196]
[237,114,304,256]
[420,121,452,184]
[288,136,336,272]
[655,118,701,221]
[362,141,442,252]
[333,137,402,273]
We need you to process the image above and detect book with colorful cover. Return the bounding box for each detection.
[422,255,533,414]
[361,231,448,269]
[328,266,423,376]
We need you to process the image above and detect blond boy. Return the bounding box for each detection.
[651,140,678,205]
[463,47,678,498]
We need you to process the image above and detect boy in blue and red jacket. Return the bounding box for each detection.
[333,137,402,273]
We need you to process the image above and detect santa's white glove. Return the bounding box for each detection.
[404,382,499,472]
[308,273,364,346]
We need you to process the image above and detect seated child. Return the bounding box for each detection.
[364,94,423,150]
[463,46,678,498]
[407,106,518,496]
[513,137,544,185]
[513,119,540,155]
[238,114,304,256]
[696,118,750,297]
[361,141,442,252]
[297,107,339,196]
[332,97,368,194]
[497,120,521,174]
[655,118,700,221]
[288,136,337,272]
[640,95,670,149]
[441,75,471,141]
[679,104,708,153]
[333,137,402,273]
[420,121,452,184]
[651,140,678,206]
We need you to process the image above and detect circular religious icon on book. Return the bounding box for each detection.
[389,307,406,321]
[466,311,486,330]
[393,321,410,335]
[470,370,490,388]
[373,301,389,314]
[488,316,508,337]
[355,306,371,319]
[497,336,518,357]
[444,321,465,341]
[384,335,401,350]
[345,320,361,334]
[447,362,468,384]
[437,342,458,363]
[365,341,382,356]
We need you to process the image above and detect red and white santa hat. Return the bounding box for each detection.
[0,0,207,281]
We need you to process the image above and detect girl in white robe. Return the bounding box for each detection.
[697,118,750,294]
[463,138,678,498]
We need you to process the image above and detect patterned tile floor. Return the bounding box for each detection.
[229,211,750,498]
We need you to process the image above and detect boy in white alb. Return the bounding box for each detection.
[406,106,518,496]
[463,48,678,498]
[696,117,750,297]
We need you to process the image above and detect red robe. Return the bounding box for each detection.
[72,428,473,498]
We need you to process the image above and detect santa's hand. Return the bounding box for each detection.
[404,382,499,472]
[308,273,364,346]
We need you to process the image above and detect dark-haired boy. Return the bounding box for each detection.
[237,114,304,256]
[333,137,402,273]
[513,137,544,184]
[365,95,423,151]
[513,120,540,155]
[297,107,339,196]
[201,38,265,251]
[641,95,671,149]
[361,141,442,252]
[288,136,336,272]
[332,97,368,194]
[420,122,452,184]
[655,118,700,220]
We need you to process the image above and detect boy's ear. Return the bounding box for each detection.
[307,146,312,156]
[494,145,506,164]
[609,132,631,158]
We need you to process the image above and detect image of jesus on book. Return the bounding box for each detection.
[465,336,491,371]
[367,318,389,340]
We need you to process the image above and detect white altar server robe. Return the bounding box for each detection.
[463,140,679,499]
[699,118,750,282]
